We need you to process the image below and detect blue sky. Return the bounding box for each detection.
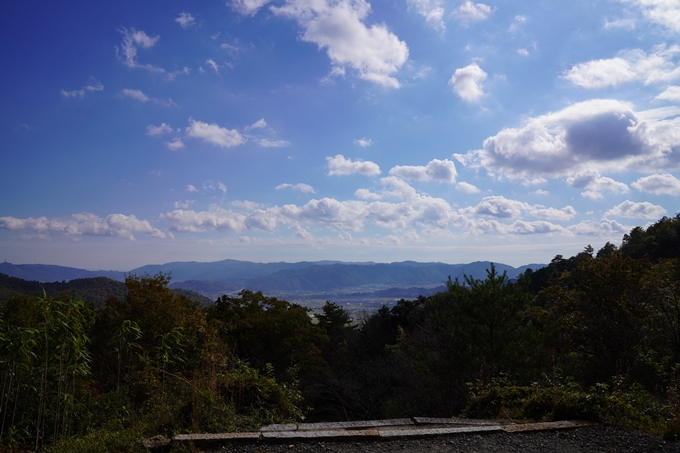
[2,0,680,270]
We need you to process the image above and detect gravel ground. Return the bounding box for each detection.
[200,426,680,453]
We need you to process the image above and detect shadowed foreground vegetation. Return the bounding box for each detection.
[1,214,680,452]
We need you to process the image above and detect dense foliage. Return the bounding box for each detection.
[1,213,680,452]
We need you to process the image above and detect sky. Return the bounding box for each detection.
[2,0,680,271]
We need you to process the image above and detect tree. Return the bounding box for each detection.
[207,290,326,379]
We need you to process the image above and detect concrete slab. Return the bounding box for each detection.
[262,429,379,440]
[413,417,509,426]
[501,420,594,433]
[378,425,502,438]
[174,432,261,442]
[297,419,414,431]
[260,423,298,432]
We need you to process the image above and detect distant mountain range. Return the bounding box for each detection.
[0,259,545,299]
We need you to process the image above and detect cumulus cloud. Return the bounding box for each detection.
[460,196,531,218]
[456,182,480,193]
[147,123,174,136]
[605,200,667,218]
[621,0,680,33]
[566,169,629,200]
[165,138,185,150]
[449,63,487,103]
[326,154,381,176]
[0,213,169,240]
[563,44,680,89]
[162,206,247,233]
[185,184,199,193]
[276,183,316,193]
[655,86,680,102]
[354,138,373,147]
[408,0,445,32]
[116,28,164,72]
[218,182,227,194]
[530,206,577,221]
[388,159,457,183]
[354,188,382,200]
[632,173,680,195]
[454,99,680,179]
[453,0,495,22]
[231,0,271,15]
[60,80,103,99]
[175,12,196,28]
[567,218,629,236]
[270,0,409,88]
[185,118,245,148]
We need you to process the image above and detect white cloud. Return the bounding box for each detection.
[388,158,457,183]
[604,18,636,30]
[517,48,529,56]
[185,118,245,148]
[655,86,680,102]
[453,0,495,23]
[449,63,487,103]
[354,138,373,147]
[231,200,264,211]
[454,99,680,179]
[567,218,629,236]
[146,123,174,136]
[174,200,195,209]
[566,169,629,200]
[0,213,169,240]
[531,189,550,196]
[231,0,271,15]
[563,44,680,89]
[175,12,196,28]
[632,173,680,195]
[408,0,445,32]
[605,200,667,218]
[271,0,409,88]
[218,182,227,194]
[206,59,219,73]
[621,0,680,33]
[160,181,624,240]
[116,28,164,72]
[246,118,267,130]
[456,182,480,193]
[257,139,291,147]
[122,89,150,102]
[61,80,103,99]
[185,184,199,193]
[166,67,190,81]
[413,66,432,79]
[460,196,531,218]
[326,154,381,176]
[354,188,382,200]
[165,138,185,150]
[276,183,316,193]
[522,177,547,186]
[508,15,526,32]
[162,206,247,233]
[530,206,577,221]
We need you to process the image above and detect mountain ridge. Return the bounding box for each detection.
[0,260,546,296]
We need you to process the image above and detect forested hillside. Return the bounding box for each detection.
[1,214,679,453]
